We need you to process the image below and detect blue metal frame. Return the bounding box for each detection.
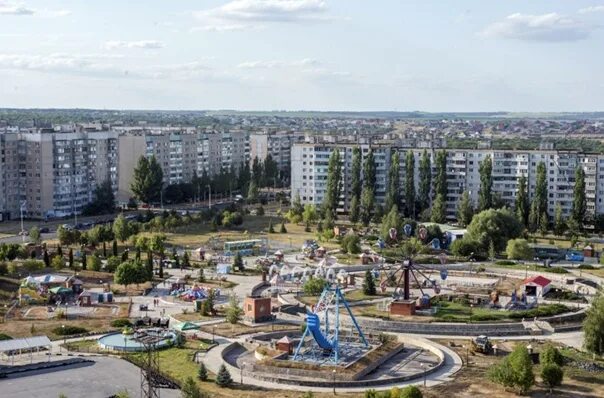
[293,285,368,364]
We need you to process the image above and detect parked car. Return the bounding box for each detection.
[39,227,50,233]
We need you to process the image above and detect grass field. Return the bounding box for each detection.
[200,321,299,338]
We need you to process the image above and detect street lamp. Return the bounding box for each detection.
[420,362,426,387]
[332,369,336,395]
[61,324,65,353]
[212,325,216,344]
[240,363,244,385]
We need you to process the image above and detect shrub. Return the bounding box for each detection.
[495,260,516,266]
[539,344,564,366]
[340,234,361,254]
[399,385,423,398]
[0,261,7,275]
[0,333,12,340]
[53,326,88,336]
[450,238,481,257]
[105,256,121,273]
[303,277,327,296]
[488,344,534,394]
[541,363,563,390]
[110,319,132,328]
[577,264,595,270]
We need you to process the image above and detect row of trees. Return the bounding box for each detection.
[320,148,592,233]
[130,154,285,205]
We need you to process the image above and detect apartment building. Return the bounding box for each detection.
[0,128,118,220]
[291,143,604,219]
[249,130,306,182]
[117,129,249,202]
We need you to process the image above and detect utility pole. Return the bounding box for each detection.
[207,184,212,209]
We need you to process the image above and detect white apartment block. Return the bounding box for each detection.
[0,128,118,220]
[291,143,604,219]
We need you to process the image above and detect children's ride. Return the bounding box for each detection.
[293,284,368,364]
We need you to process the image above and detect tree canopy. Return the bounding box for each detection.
[131,155,164,204]
[466,208,523,252]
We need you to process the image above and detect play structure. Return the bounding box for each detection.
[380,258,447,316]
[223,239,267,256]
[293,284,369,364]
[170,285,218,301]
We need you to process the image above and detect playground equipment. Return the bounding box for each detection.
[380,259,443,300]
[223,239,267,256]
[293,285,369,364]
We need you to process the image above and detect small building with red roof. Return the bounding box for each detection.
[522,275,552,298]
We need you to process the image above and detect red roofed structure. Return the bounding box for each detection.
[522,275,552,298]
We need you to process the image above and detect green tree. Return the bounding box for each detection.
[430,193,446,223]
[583,290,604,356]
[247,180,259,202]
[363,149,376,188]
[225,295,243,324]
[232,252,244,272]
[540,211,549,236]
[29,226,41,244]
[506,239,533,260]
[83,179,115,215]
[418,149,432,214]
[303,277,327,295]
[456,190,474,227]
[553,203,565,236]
[535,161,548,221]
[263,154,279,187]
[131,155,163,204]
[572,166,586,228]
[404,151,415,217]
[112,214,131,242]
[51,255,63,270]
[322,149,342,219]
[539,344,563,367]
[215,364,233,387]
[88,255,102,272]
[434,150,447,199]
[302,204,318,225]
[43,249,50,267]
[515,175,529,227]
[68,248,74,268]
[381,205,403,242]
[541,363,563,392]
[340,234,361,254]
[466,208,523,252]
[280,221,287,233]
[363,269,376,296]
[112,239,118,257]
[252,156,264,187]
[350,148,362,223]
[286,194,304,223]
[360,187,374,226]
[80,251,87,270]
[385,151,400,211]
[528,200,539,233]
[181,376,205,398]
[198,362,208,381]
[478,155,493,211]
[488,344,534,394]
[114,261,147,292]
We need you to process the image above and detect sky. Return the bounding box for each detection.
[0,0,603,112]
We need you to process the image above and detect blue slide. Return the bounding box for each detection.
[306,312,334,350]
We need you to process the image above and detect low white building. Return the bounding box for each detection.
[522,275,552,298]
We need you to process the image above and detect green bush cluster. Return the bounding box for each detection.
[53,326,88,336]
[110,319,132,328]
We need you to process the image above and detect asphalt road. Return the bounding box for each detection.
[0,356,180,398]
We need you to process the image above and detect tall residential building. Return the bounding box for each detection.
[249,130,306,182]
[291,143,604,219]
[0,128,118,220]
[117,129,249,202]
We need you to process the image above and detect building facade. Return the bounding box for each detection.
[291,142,604,220]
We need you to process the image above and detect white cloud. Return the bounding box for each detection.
[0,2,70,17]
[191,24,254,32]
[480,13,593,42]
[193,0,336,31]
[578,5,604,14]
[237,58,319,69]
[0,1,34,15]
[103,40,165,50]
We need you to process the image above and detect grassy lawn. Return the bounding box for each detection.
[488,262,570,275]
[172,311,222,322]
[0,317,117,340]
[581,268,604,278]
[433,301,570,322]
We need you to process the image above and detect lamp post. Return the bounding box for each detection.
[332,369,336,395]
[421,362,426,387]
[61,324,65,353]
[240,363,244,385]
[212,325,216,344]
[20,201,27,243]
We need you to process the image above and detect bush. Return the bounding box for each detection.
[303,277,327,296]
[53,326,88,336]
[577,264,595,269]
[539,344,563,366]
[198,362,208,381]
[0,333,12,340]
[399,385,423,398]
[495,260,516,266]
[340,234,361,254]
[450,238,481,257]
[105,256,122,273]
[540,363,563,390]
[110,319,132,328]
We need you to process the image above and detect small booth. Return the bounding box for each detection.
[276,336,294,354]
[315,247,326,258]
[78,290,93,307]
[583,245,595,258]
[522,275,552,299]
[243,296,272,323]
[274,250,284,262]
[171,278,187,291]
[390,299,416,316]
